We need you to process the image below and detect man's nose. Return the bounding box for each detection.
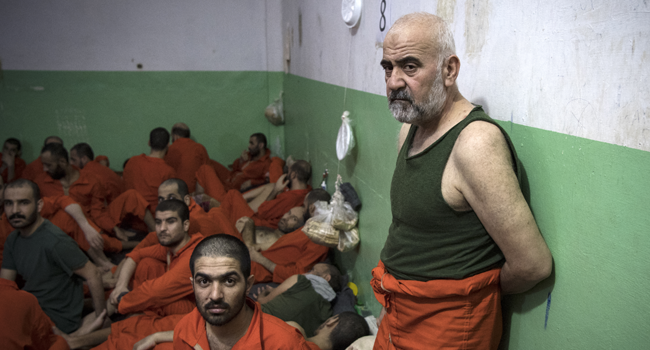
[209,283,224,300]
[386,68,407,92]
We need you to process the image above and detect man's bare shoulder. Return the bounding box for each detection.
[452,120,511,167]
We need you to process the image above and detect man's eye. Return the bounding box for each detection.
[198,278,210,286]
[225,278,236,286]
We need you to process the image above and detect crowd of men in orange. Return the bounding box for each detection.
[0,124,370,350]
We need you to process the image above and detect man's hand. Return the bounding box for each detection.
[133,334,158,350]
[109,286,129,306]
[240,179,252,191]
[253,285,274,304]
[236,216,254,234]
[248,246,277,273]
[81,223,104,251]
[1,149,15,167]
[273,174,289,193]
[240,150,250,162]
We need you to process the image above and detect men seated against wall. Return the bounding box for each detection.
[21,135,63,182]
[196,133,272,200]
[123,127,177,214]
[256,263,342,337]
[59,199,203,349]
[129,234,313,349]
[1,138,26,183]
[200,160,313,230]
[164,123,209,193]
[37,143,154,242]
[0,179,106,334]
[291,312,371,350]
[70,143,124,204]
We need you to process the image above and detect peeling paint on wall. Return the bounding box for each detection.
[437,0,456,23]
[464,0,490,58]
[55,108,89,146]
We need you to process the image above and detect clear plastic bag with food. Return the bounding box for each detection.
[331,175,358,231]
[302,200,339,248]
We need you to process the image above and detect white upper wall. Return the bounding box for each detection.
[0,0,283,71]
[282,0,650,152]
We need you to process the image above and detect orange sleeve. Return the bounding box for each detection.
[87,181,115,232]
[127,243,167,264]
[131,232,160,253]
[271,240,329,284]
[268,157,285,184]
[118,253,194,315]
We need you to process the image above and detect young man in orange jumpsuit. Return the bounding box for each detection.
[36,143,154,242]
[123,127,177,214]
[127,234,313,350]
[196,133,272,199]
[61,199,203,349]
[70,143,124,204]
[1,138,26,183]
[199,160,312,230]
[372,13,552,349]
[21,136,63,182]
[164,123,209,193]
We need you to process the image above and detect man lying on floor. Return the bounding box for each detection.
[254,263,342,337]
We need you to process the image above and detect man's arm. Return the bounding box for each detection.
[63,203,104,251]
[0,268,17,281]
[249,247,276,274]
[109,257,136,306]
[133,331,174,350]
[74,261,106,316]
[265,174,288,202]
[255,274,298,304]
[238,217,256,246]
[452,122,552,294]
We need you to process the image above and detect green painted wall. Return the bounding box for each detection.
[0,71,285,169]
[282,74,650,349]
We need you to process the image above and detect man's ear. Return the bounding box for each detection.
[443,55,461,87]
[36,198,44,214]
[189,276,194,286]
[309,203,316,217]
[183,194,191,207]
[183,219,190,233]
[323,273,331,282]
[246,275,255,294]
[326,315,340,327]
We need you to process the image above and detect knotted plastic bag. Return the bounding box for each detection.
[302,201,339,248]
[265,91,284,126]
[338,228,360,252]
[336,111,355,161]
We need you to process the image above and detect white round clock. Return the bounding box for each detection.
[342,0,363,28]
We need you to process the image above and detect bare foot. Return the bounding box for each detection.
[114,227,135,241]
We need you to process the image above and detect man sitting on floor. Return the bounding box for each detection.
[1,138,26,183]
[164,123,209,193]
[129,234,313,350]
[21,135,63,182]
[123,127,177,214]
[36,143,154,242]
[255,263,342,337]
[0,179,106,334]
[70,143,124,204]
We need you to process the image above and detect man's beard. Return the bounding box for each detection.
[249,146,260,158]
[49,165,66,180]
[278,217,300,234]
[8,210,38,229]
[388,71,447,124]
[197,293,246,326]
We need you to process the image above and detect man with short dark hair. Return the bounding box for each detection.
[297,312,371,350]
[1,138,26,183]
[373,12,552,349]
[164,123,210,193]
[123,127,177,214]
[21,136,63,182]
[0,179,106,334]
[196,132,272,197]
[37,143,154,243]
[70,142,124,203]
[256,263,343,337]
[132,234,312,349]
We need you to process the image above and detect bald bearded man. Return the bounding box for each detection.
[21,136,63,182]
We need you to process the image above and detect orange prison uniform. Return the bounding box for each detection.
[40,196,123,253]
[36,170,150,233]
[0,278,69,350]
[164,137,209,193]
[95,155,109,166]
[0,214,12,267]
[92,313,185,350]
[200,150,272,199]
[268,157,285,183]
[118,234,203,316]
[371,261,502,350]
[0,154,26,183]
[123,154,176,212]
[216,187,310,229]
[251,228,329,284]
[82,160,124,203]
[20,157,43,182]
[174,298,312,350]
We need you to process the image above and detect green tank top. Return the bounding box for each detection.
[380,106,522,281]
